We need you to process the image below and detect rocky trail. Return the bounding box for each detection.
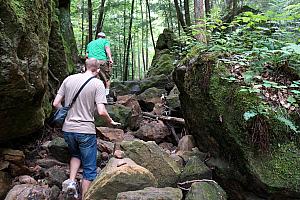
[0,75,226,200]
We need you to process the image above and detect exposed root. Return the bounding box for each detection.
[249,115,270,153]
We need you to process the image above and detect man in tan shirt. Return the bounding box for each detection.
[53,58,120,198]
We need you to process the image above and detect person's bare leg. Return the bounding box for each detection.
[69,157,81,181]
[81,179,91,198]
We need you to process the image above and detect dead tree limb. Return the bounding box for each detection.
[166,122,180,144]
[142,112,185,125]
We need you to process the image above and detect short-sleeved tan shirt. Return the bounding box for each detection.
[57,73,107,134]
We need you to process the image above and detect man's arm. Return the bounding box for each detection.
[53,94,64,109]
[96,103,120,125]
[105,46,113,64]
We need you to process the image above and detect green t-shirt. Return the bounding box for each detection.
[87,38,110,60]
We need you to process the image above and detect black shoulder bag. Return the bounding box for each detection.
[50,76,96,127]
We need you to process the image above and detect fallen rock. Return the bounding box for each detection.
[97,139,114,154]
[121,140,181,187]
[116,187,183,200]
[48,137,70,163]
[159,142,175,152]
[18,175,37,185]
[95,104,132,129]
[123,132,136,141]
[1,149,25,164]
[96,127,124,142]
[85,158,157,200]
[45,166,68,188]
[49,185,60,200]
[179,156,212,182]
[185,181,227,200]
[132,120,171,143]
[5,184,51,200]
[117,95,142,130]
[9,163,30,177]
[0,171,12,199]
[137,87,166,112]
[36,158,67,169]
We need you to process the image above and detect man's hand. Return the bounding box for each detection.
[110,120,121,126]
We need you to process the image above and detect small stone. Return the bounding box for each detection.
[18,175,37,185]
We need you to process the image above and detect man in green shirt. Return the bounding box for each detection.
[86,32,113,96]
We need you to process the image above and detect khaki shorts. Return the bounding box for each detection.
[97,60,112,85]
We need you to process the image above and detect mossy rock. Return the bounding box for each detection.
[147,51,175,77]
[186,182,227,200]
[95,104,132,129]
[0,0,52,141]
[179,156,212,182]
[120,140,181,187]
[173,51,300,198]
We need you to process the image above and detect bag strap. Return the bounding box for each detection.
[69,75,96,107]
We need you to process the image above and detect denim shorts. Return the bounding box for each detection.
[63,132,97,181]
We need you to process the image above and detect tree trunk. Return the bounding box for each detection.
[205,0,211,15]
[122,0,127,81]
[131,34,135,80]
[137,35,141,80]
[184,0,191,26]
[95,0,106,39]
[87,0,93,42]
[146,0,156,50]
[194,0,206,42]
[232,0,238,15]
[140,0,146,75]
[145,10,149,70]
[174,0,186,31]
[81,0,85,55]
[168,0,174,30]
[123,0,134,81]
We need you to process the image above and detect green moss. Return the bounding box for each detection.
[8,0,27,24]
[248,142,300,192]
[179,52,300,194]
[148,52,174,77]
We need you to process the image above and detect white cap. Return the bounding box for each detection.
[97,32,106,37]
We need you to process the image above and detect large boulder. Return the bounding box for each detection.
[48,0,78,89]
[132,120,171,143]
[0,0,78,141]
[85,158,157,200]
[173,52,300,199]
[0,0,51,141]
[116,187,183,200]
[147,29,177,77]
[120,140,181,187]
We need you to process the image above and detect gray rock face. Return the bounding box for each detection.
[0,0,51,141]
[0,0,78,141]
[85,158,157,200]
[116,187,183,200]
[121,140,181,187]
[185,182,227,200]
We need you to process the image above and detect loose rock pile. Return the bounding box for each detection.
[1,78,227,200]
